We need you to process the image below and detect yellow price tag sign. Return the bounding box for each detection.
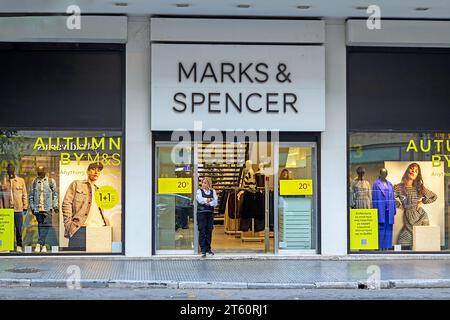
[350,209,379,250]
[280,179,313,196]
[0,209,14,251]
[158,178,192,194]
[95,186,119,210]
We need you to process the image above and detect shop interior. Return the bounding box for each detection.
[156,139,316,254]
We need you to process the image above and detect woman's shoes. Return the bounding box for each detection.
[200,250,214,257]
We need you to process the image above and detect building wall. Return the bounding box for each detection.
[321,20,348,255]
[4,16,446,257]
[125,17,152,257]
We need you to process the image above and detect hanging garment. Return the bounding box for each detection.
[239,191,257,231]
[241,192,258,219]
[255,173,265,188]
[227,190,237,219]
[218,190,229,216]
[239,191,268,232]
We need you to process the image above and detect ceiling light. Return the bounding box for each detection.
[414,7,430,11]
[236,4,251,8]
[355,6,369,10]
[114,2,128,6]
[175,3,191,7]
[296,5,310,10]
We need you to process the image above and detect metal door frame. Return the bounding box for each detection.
[154,141,197,255]
[274,141,318,255]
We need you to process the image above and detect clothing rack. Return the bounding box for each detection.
[241,186,270,242]
[223,186,250,236]
[222,186,273,242]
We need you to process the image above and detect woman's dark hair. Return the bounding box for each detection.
[280,168,290,180]
[401,162,424,196]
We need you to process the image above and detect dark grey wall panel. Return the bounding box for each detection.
[0,43,124,130]
[348,47,450,132]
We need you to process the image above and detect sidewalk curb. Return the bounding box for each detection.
[108,280,178,289]
[30,279,109,288]
[178,281,248,289]
[0,279,31,288]
[248,283,315,289]
[391,279,450,289]
[314,282,359,289]
[1,278,450,289]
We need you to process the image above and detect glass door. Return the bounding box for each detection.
[274,142,318,254]
[154,142,196,254]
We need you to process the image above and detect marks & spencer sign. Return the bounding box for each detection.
[151,44,325,131]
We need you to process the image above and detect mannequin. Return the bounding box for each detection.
[351,166,372,209]
[0,164,28,253]
[255,163,265,188]
[372,168,396,250]
[242,160,256,189]
[29,166,58,253]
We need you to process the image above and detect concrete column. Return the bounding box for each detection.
[125,17,152,257]
[321,20,348,255]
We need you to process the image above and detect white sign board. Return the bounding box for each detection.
[151,44,325,131]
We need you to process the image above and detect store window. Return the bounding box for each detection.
[277,143,317,252]
[0,43,124,255]
[0,130,123,254]
[349,132,450,252]
[348,47,450,253]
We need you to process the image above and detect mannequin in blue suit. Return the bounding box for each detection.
[372,168,396,250]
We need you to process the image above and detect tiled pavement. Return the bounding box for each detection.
[0,257,450,289]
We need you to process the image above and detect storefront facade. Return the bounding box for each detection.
[150,24,324,255]
[1,15,449,257]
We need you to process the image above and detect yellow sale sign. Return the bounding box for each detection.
[0,209,14,251]
[350,209,379,250]
[280,179,313,196]
[158,178,192,194]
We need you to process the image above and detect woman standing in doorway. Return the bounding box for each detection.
[196,177,218,257]
[394,163,437,247]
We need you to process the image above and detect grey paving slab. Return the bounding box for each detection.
[1,258,450,289]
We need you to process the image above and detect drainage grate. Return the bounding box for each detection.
[5,268,42,274]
